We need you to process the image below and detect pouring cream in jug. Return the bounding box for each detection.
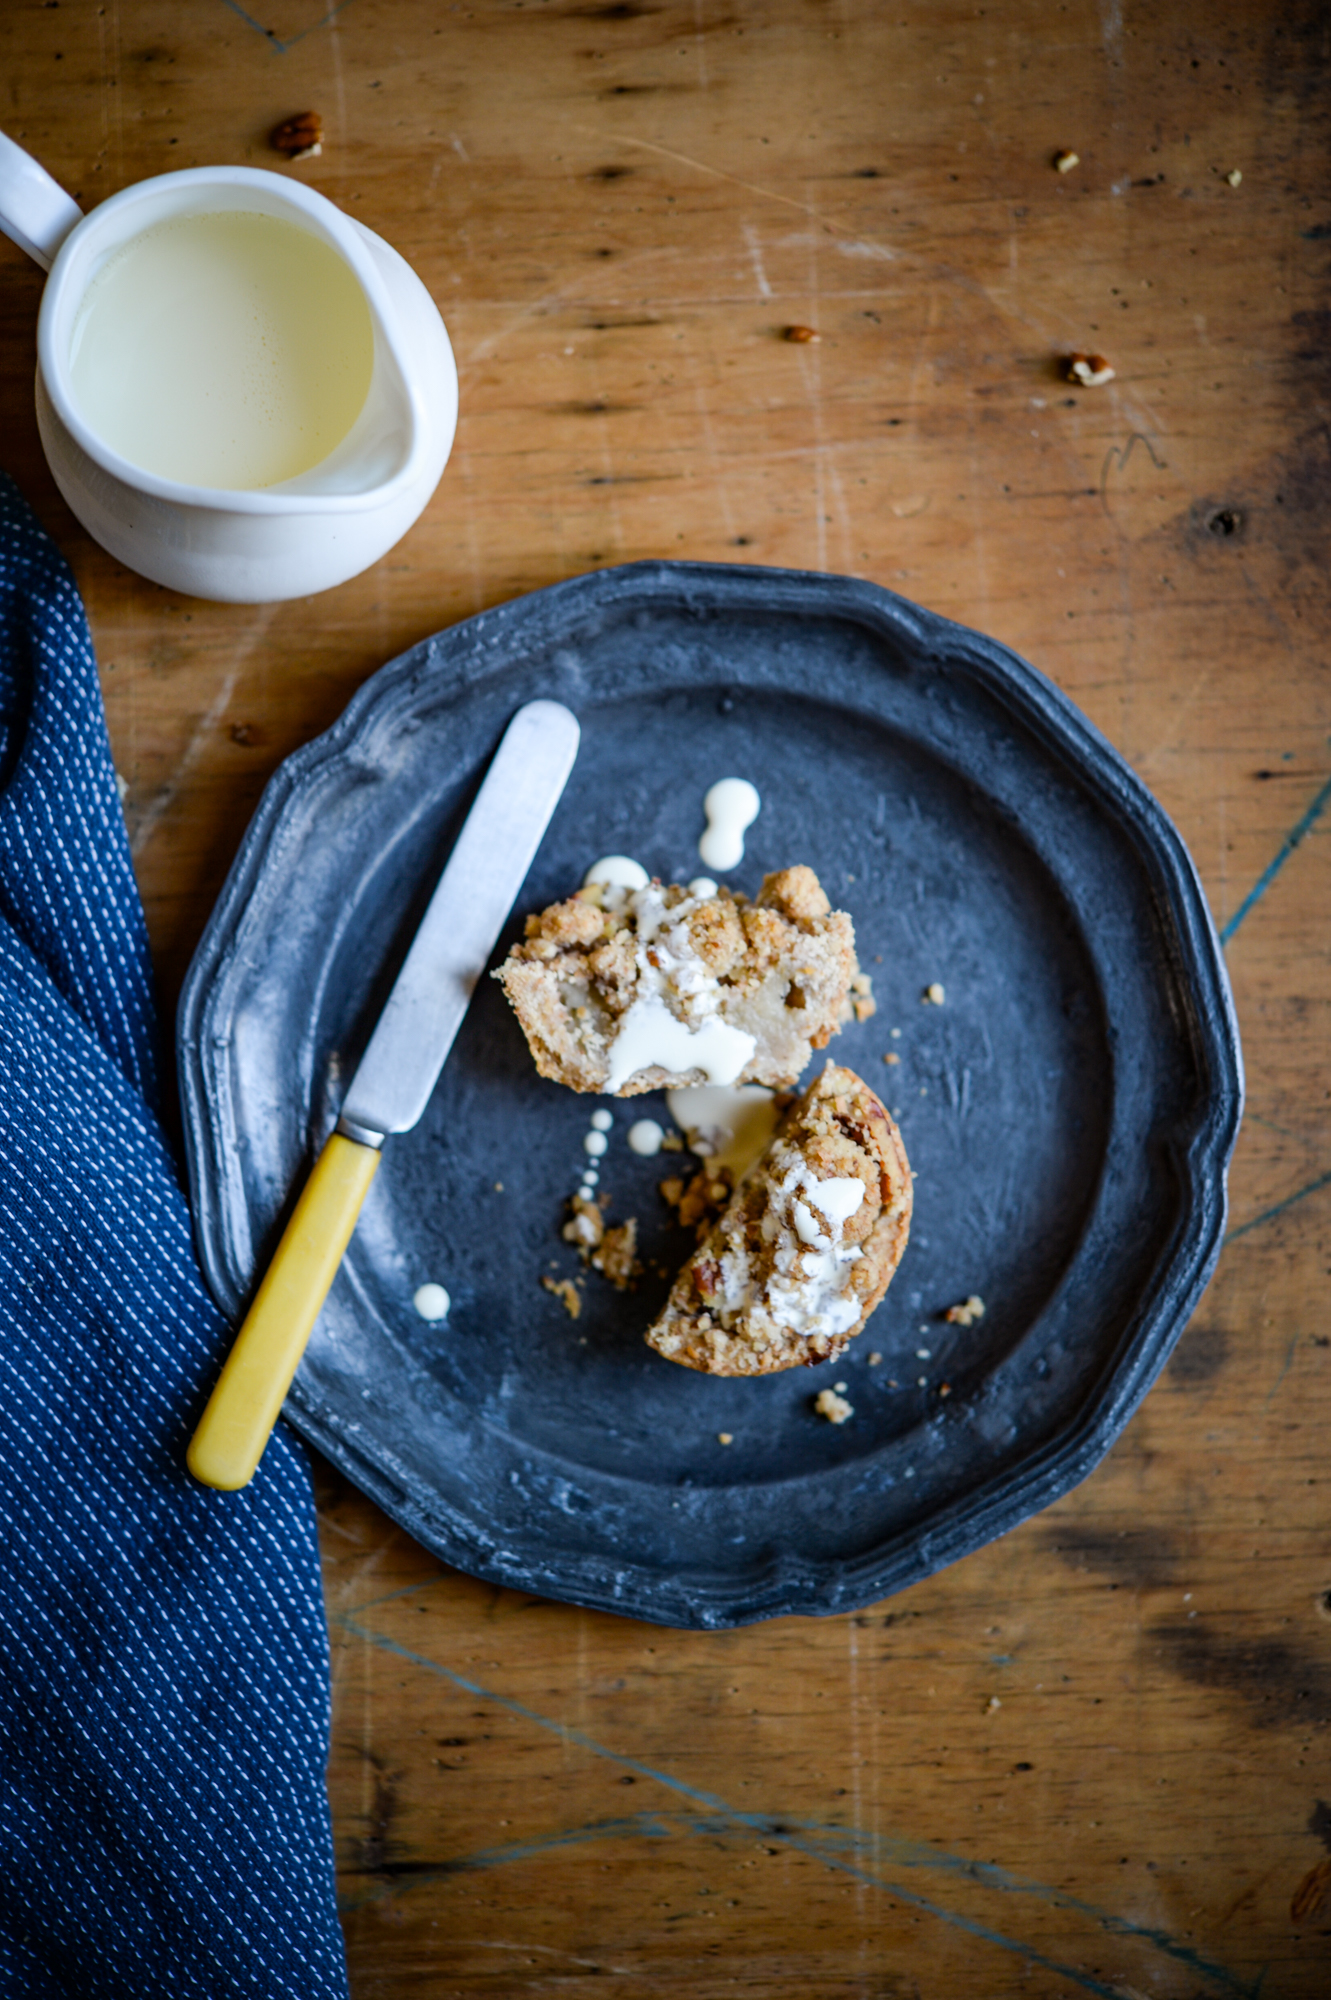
[67,210,375,491]
[0,134,458,599]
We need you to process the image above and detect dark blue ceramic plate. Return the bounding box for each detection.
[178,563,1241,1628]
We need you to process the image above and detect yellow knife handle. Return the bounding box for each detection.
[187,1132,381,1491]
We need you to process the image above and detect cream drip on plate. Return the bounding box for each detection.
[666,1082,779,1179]
[578,1106,613,1193]
[699,778,760,871]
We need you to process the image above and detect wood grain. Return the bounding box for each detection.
[2,2,1328,1993]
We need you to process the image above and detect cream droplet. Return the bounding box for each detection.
[413,1283,451,1321]
[590,1108,613,1132]
[583,855,649,891]
[627,1118,665,1156]
[583,1130,608,1157]
[699,778,760,871]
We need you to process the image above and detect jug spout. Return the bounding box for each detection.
[271,223,446,505]
[0,131,82,271]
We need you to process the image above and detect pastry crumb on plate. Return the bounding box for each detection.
[815,1388,854,1424]
[541,1275,582,1319]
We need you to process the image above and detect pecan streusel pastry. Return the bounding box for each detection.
[494,866,856,1097]
[645,1063,912,1376]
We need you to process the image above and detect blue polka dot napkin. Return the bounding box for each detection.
[0,476,348,1999]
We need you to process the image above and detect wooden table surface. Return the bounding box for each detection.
[3,3,1328,1993]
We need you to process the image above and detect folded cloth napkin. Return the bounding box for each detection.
[0,477,349,1999]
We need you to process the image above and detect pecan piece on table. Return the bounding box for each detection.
[270,112,324,160]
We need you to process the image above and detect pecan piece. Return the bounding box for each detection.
[270,111,324,160]
[1066,351,1115,387]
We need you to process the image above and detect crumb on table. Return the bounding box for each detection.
[945,1293,986,1327]
[541,1275,582,1319]
[1066,351,1115,387]
[883,1051,900,1065]
[717,1432,733,1445]
[814,1387,854,1425]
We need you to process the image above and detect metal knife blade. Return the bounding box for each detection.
[338,698,580,1141]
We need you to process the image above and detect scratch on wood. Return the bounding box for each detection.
[216,0,361,55]
[1219,772,1331,943]
[691,375,738,542]
[336,1613,1259,1998]
[1225,1167,1331,1245]
[573,124,898,266]
[740,222,773,299]
[130,664,239,857]
[453,442,488,616]
[1099,431,1167,516]
[465,291,574,367]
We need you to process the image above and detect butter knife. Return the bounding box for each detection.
[187,698,580,1490]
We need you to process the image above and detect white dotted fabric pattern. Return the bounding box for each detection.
[0,478,348,1999]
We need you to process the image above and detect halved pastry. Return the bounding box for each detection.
[494,866,856,1097]
[645,1062,912,1376]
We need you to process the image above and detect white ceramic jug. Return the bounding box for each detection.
[0,133,457,602]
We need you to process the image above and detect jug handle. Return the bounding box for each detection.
[0,132,82,272]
